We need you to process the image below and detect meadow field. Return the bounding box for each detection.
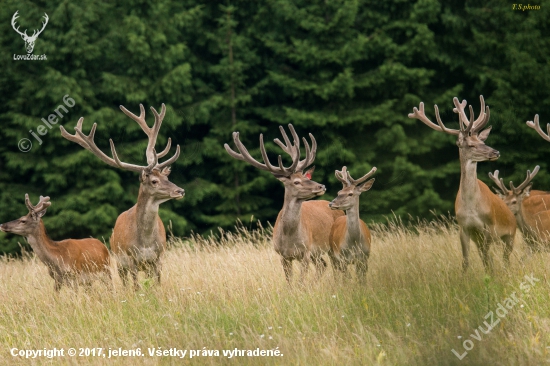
[1,218,550,366]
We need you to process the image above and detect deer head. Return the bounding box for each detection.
[329,166,376,210]
[489,166,540,215]
[60,104,184,203]
[408,96,499,162]
[11,11,48,54]
[224,124,325,200]
[0,195,51,236]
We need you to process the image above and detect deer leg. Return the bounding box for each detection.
[299,254,311,284]
[281,257,293,284]
[356,256,369,282]
[153,261,161,284]
[118,266,129,286]
[459,228,471,272]
[502,234,514,267]
[311,254,327,278]
[473,233,493,272]
[131,268,140,291]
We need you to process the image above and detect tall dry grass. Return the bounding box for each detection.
[1,218,550,365]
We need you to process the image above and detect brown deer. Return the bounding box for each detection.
[409,95,516,271]
[489,166,550,253]
[0,195,111,291]
[328,166,376,280]
[224,124,344,283]
[60,104,184,289]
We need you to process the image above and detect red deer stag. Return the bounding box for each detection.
[489,166,550,253]
[0,195,111,291]
[224,124,344,283]
[60,104,184,289]
[328,166,376,280]
[409,96,516,271]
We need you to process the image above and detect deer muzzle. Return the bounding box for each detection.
[171,189,185,199]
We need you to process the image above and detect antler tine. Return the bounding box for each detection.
[61,118,124,170]
[147,104,167,164]
[488,170,509,194]
[472,95,490,132]
[453,96,490,133]
[157,138,172,158]
[157,145,180,170]
[347,167,377,186]
[109,139,153,172]
[510,165,540,194]
[259,134,284,173]
[273,124,301,171]
[452,97,472,132]
[527,114,550,142]
[296,133,317,172]
[24,194,51,215]
[24,193,34,212]
[224,132,272,172]
[408,102,460,135]
[335,166,351,186]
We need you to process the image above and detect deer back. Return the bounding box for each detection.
[57,237,110,273]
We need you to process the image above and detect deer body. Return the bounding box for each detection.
[328,166,376,278]
[225,124,344,283]
[409,96,516,271]
[61,104,183,289]
[0,195,110,291]
[490,166,550,252]
[110,184,167,275]
[273,199,342,258]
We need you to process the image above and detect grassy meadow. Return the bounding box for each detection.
[1,218,550,365]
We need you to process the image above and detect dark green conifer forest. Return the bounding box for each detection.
[0,0,549,254]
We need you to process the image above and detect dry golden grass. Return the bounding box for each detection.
[1,218,550,365]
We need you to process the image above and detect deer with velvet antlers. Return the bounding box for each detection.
[328,166,376,280]
[0,195,111,291]
[489,166,550,253]
[225,124,344,283]
[60,104,184,289]
[409,96,516,271]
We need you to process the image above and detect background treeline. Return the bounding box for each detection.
[0,0,549,254]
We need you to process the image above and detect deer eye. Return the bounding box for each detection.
[348,193,353,196]
[20,219,26,223]
[294,181,300,185]
[152,180,159,185]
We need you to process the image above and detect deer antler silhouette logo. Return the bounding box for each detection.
[11,11,49,54]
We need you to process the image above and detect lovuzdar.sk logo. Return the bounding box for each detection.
[12,10,48,61]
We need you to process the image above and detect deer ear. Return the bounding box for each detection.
[140,170,148,183]
[478,126,492,141]
[304,166,315,179]
[357,178,375,192]
[161,167,171,176]
[37,209,47,218]
[491,187,505,198]
[522,183,533,198]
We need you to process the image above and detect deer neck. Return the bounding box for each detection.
[515,199,528,230]
[344,198,363,246]
[135,186,161,238]
[279,190,305,236]
[458,153,481,206]
[26,221,60,266]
